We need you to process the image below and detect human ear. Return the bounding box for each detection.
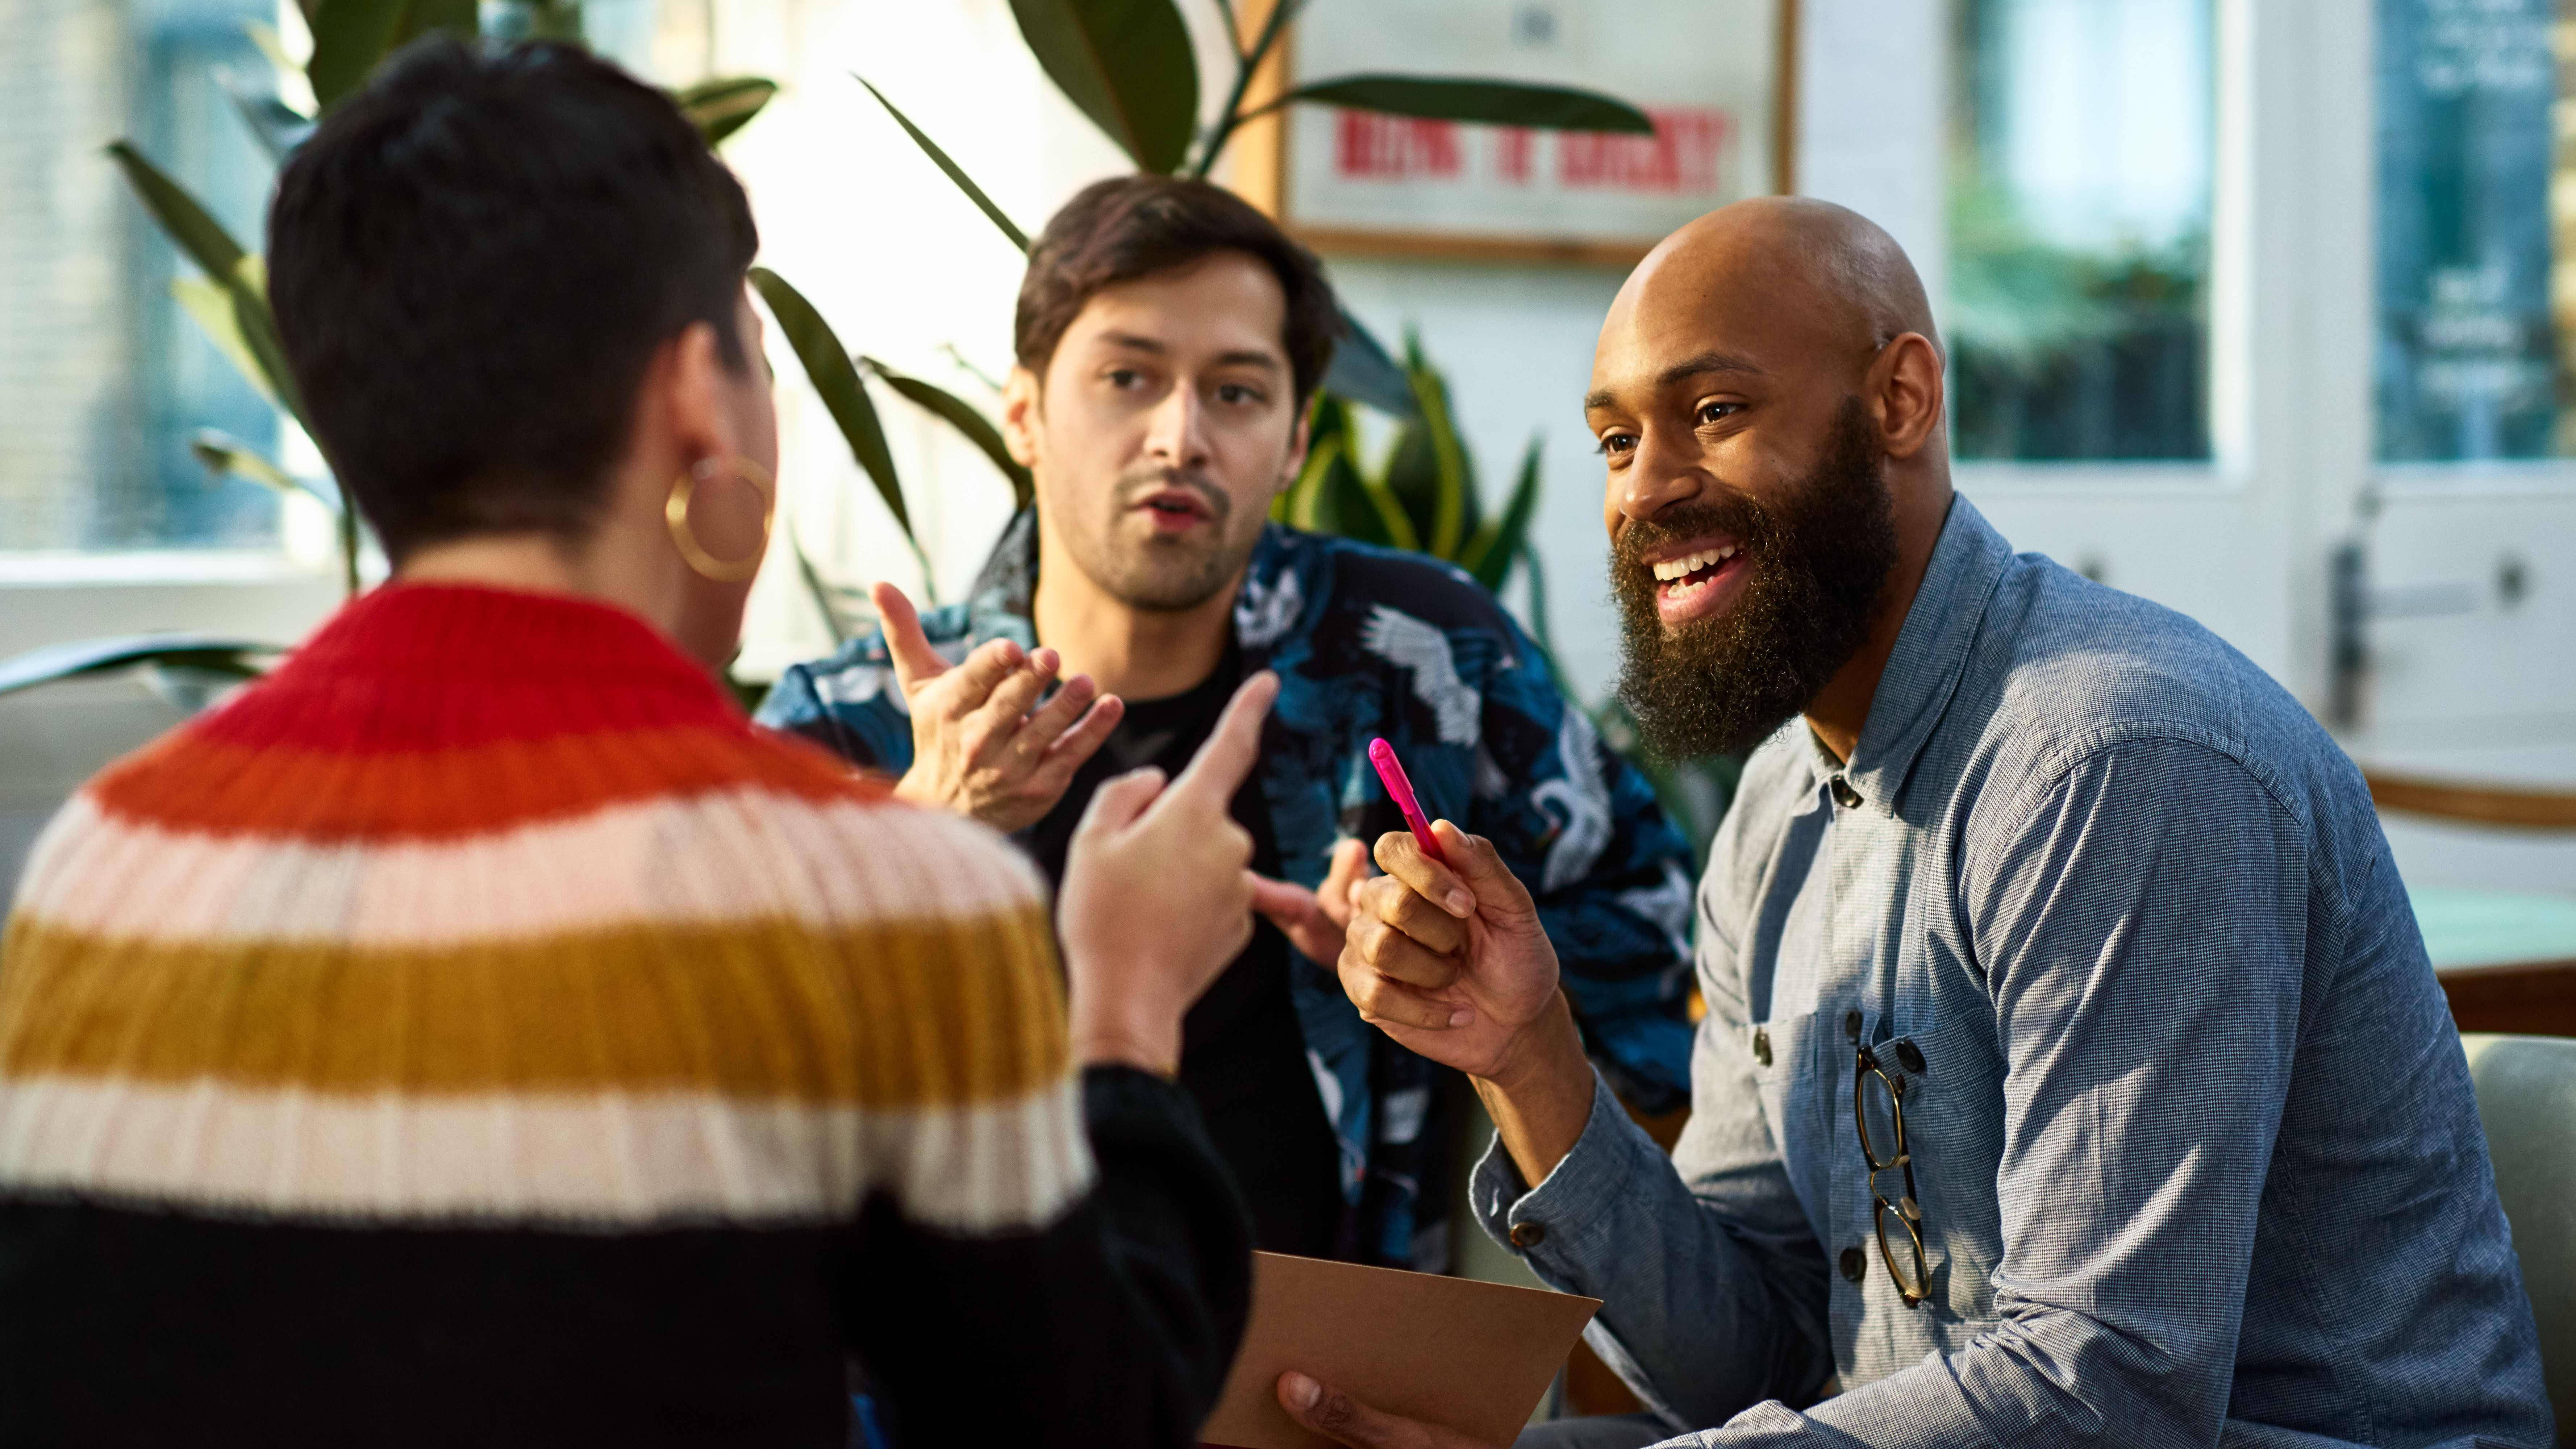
[1276,401,1313,495]
[1001,365,1043,469]
[1872,332,1945,461]
[662,320,730,466]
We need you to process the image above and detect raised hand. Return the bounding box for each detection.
[1059,671,1280,1075]
[878,581,1122,832]
[1337,821,1564,1081]
[1339,820,1596,1183]
[1249,837,1372,966]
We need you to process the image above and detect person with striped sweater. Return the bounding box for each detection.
[0,39,1260,1448]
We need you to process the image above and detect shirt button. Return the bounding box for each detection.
[1830,776,1863,809]
[1839,1245,1866,1283]
[1843,1008,1863,1042]
[1752,1028,1772,1066]
[1895,1039,1926,1074]
[1509,1221,1546,1249]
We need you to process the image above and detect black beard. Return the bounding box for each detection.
[1611,396,1900,761]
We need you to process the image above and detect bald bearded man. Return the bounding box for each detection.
[1275,199,2553,1448]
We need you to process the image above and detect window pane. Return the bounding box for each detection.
[0,0,282,552]
[2374,0,2560,463]
[1947,0,2216,462]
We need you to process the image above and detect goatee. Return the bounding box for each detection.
[1611,396,1900,761]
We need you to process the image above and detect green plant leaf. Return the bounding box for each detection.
[1323,308,1417,417]
[748,266,912,542]
[863,357,1035,512]
[1461,434,1541,590]
[306,0,476,111]
[678,76,777,146]
[392,0,476,46]
[107,142,246,282]
[1414,345,1471,557]
[188,428,336,509]
[308,0,398,110]
[227,257,308,422]
[1270,74,1654,134]
[221,85,316,163]
[1008,0,1199,174]
[1383,337,1471,558]
[0,634,281,700]
[171,277,276,407]
[243,19,300,78]
[853,76,1029,252]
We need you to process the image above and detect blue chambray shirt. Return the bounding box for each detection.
[759,513,1698,1268]
[1472,497,2552,1446]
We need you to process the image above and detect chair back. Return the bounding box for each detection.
[2462,1032,2576,1441]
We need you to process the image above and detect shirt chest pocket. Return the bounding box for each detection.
[1871,1015,2008,1324]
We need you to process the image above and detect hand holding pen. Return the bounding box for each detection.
[1336,738,1568,1084]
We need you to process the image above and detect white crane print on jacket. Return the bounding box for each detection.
[1359,605,1480,745]
[1359,603,1612,893]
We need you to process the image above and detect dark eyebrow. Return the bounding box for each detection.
[1093,334,1283,374]
[1095,331,1169,354]
[1586,350,1767,412]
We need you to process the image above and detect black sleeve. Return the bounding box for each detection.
[839,1067,1254,1448]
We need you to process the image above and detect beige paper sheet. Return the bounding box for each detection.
[1198,1251,1603,1449]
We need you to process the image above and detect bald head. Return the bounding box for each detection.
[1593,198,1938,415]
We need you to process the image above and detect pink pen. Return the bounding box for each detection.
[1367,737,1450,866]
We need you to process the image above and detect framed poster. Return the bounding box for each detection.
[1258,0,1794,266]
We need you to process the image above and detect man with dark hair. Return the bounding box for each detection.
[1279,199,2552,1448]
[760,174,1701,1269]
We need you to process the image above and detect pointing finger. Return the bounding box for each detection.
[1166,670,1279,809]
[871,582,952,694]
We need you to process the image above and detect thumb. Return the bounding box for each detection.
[1317,837,1370,929]
[1275,1373,1425,1448]
[1250,874,1344,965]
[1072,766,1166,843]
[1428,820,1537,925]
[871,582,946,691]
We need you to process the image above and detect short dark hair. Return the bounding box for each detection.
[1015,175,1341,405]
[268,39,758,563]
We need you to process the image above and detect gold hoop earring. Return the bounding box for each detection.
[666,455,776,583]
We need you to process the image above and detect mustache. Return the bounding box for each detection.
[1612,496,1771,572]
[1117,468,1231,521]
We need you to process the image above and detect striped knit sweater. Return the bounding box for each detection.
[0,584,1250,1448]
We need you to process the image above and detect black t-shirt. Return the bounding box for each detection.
[1018,648,1347,1261]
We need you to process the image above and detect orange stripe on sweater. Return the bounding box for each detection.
[86,722,884,840]
[0,908,1067,1104]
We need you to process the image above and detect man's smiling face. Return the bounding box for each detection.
[1016,250,1307,614]
[1587,209,1906,759]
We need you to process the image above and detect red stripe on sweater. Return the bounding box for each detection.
[83,583,888,838]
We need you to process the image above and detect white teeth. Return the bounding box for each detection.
[1651,544,1738,583]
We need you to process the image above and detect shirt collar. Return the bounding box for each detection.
[1833,493,2016,815]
